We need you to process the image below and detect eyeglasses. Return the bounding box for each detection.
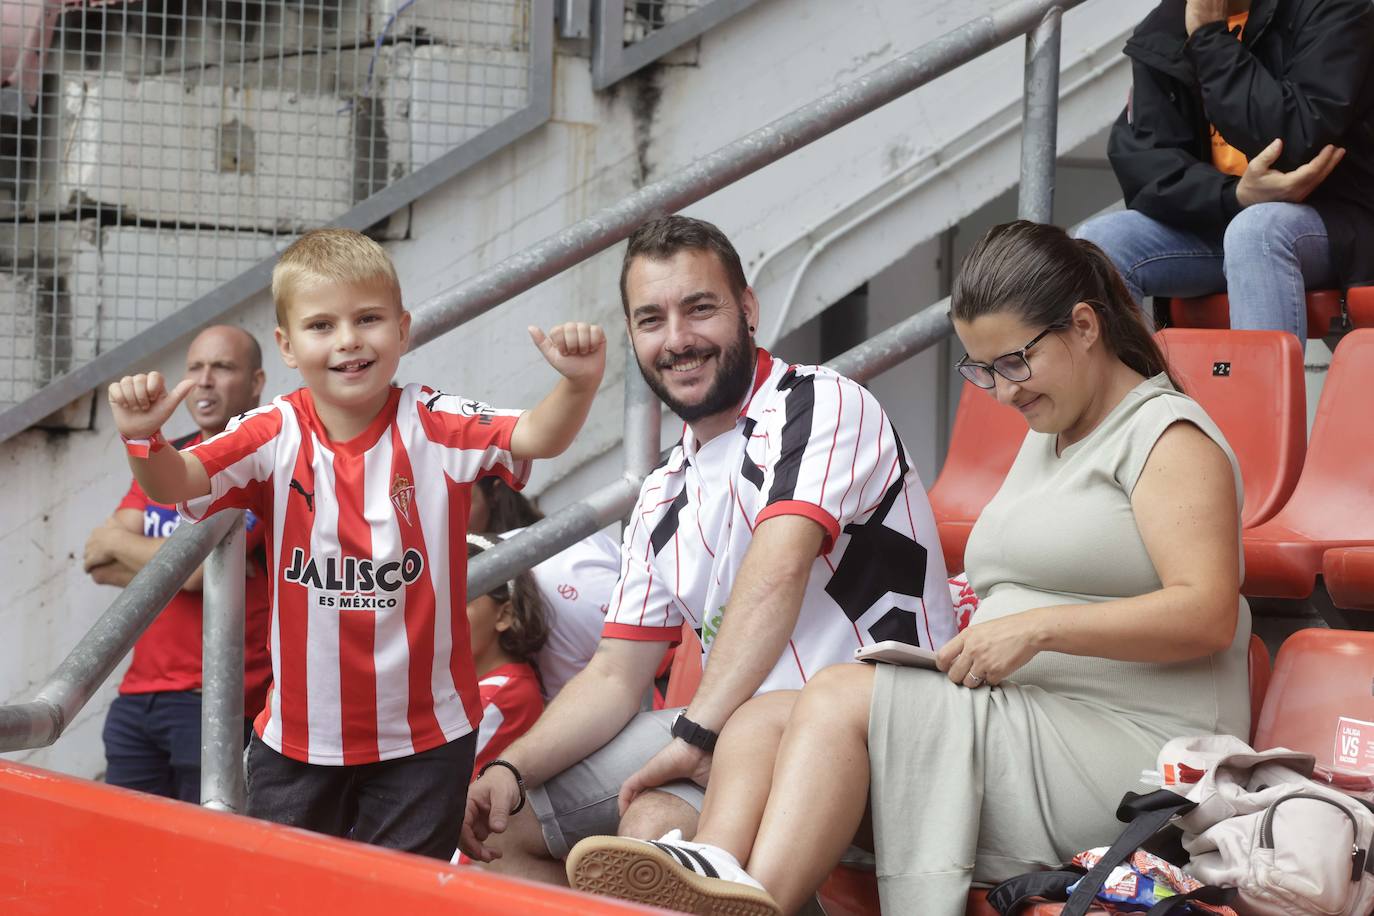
[955,325,1061,389]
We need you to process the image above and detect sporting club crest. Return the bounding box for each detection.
[390,475,415,525]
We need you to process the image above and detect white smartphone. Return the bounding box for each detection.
[854,640,940,670]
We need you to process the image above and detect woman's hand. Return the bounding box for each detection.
[935,609,1048,688]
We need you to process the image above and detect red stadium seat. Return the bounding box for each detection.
[1247,633,1271,744]
[1348,286,1374,329]
[1323,547,1374,612]
[1242,330,1374,598]
[928,384,1025,575]
[1168,290,1343,338]
[1156,330,1305,528]
[1253,629,1374,793]
[662,623,704,708]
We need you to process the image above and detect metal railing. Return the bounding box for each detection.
[0,0,555,444]
[0,0,1080,814]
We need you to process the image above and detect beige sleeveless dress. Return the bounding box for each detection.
[867,374,1251,914]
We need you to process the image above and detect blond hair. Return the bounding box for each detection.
[271,228,402,327]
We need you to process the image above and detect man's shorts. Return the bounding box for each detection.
[528,707,706,859]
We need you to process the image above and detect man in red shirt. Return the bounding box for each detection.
[83,325,271,802]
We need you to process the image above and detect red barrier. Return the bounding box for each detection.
[0,760,655,915]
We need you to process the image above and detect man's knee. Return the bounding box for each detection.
[1223,202,1303,258]
[617,789,699,840]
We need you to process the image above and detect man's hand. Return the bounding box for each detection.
[1185,0,1228,36]
[1236,139,1345,207]
[82,517,126,572]
[529,322,606,390]
[459,766,525,862]
[108,372,195,441]
[617,739,712,816]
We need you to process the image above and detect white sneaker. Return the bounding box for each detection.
[567,829,780,915]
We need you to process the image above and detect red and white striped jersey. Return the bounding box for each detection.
[473,662,544,773]
[179,384,530,766]
[604,349,956,693]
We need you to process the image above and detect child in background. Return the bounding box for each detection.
[465,534,549,772]
[106,227,605,860]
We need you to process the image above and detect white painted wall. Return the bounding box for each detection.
[0,0,1150,777]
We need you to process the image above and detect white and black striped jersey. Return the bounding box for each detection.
[604,349,956,693]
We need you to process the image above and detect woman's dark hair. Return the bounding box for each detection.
[467,538,550,679]
[951,220,1183,392]
[477,477,544,533]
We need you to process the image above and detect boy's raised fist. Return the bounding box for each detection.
[108,371,195,440]
[528,322,606,389]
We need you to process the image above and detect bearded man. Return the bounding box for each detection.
[459,215,956,882]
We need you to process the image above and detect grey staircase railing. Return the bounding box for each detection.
[0,0,1080,814]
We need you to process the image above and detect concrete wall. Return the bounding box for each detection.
[0,0,1150,777]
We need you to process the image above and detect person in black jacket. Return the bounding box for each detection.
[1076,0,1374,340]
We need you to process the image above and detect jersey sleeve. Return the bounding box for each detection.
[413,389,532,490]
[178,404,284,522]
[472,670,545,773]
[117,478,146,513]
[601,476,685,643]
[757,373,899,555]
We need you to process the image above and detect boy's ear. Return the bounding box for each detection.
[274,326,298,369]
[398,308,412,354]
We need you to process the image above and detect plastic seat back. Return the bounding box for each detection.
[928,383,1025,575]
[1169,290,1343,338]
[1323,547,1374,612]
[662,623,704,708]
[1254,629,1374,792]
[1348,286,1374,329]
[1156,329,1305,528]
[1247,633,1271,744]
[1260,330,1374,541]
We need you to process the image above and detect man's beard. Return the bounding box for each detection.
[637,315,755,423]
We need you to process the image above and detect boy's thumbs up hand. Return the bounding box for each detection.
[529,322,606,391]
[108,372,194,441]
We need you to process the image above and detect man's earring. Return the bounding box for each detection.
[749,325,756,333]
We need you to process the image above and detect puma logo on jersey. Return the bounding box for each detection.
[283,548,425,592]
[289,478,314,512]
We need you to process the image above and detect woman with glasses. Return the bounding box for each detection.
[564,220,1252,916]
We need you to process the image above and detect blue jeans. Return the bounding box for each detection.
[103,691,204,802]
[1074,204,1335,340]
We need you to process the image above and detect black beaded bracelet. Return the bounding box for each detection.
[477,758,527,816]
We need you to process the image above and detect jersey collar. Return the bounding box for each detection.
[677,348,779,463]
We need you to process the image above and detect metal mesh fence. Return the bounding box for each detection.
[620,0,702,43]
[0,0,532,407]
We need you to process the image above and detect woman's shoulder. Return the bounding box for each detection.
[1113,377,1237,493]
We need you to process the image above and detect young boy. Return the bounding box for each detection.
[107,228,606,860]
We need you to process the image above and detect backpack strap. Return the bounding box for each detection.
[1061,792,1197,916]
[985,868,1083,915]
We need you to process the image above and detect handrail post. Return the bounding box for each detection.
[1018,4,1062,223]
[622,338,661,485]
[201,512,246,813]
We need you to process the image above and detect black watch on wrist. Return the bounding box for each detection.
[671,711,719,753]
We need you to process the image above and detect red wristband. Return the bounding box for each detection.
[122,430,169,458]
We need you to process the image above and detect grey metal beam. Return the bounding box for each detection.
[1018,5,1063,223]
[200,514,246,813]
[0,0,556,447]
[0,512,235,751]
[592,0,762,90]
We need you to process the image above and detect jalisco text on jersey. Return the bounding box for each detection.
[282,548,425,593]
